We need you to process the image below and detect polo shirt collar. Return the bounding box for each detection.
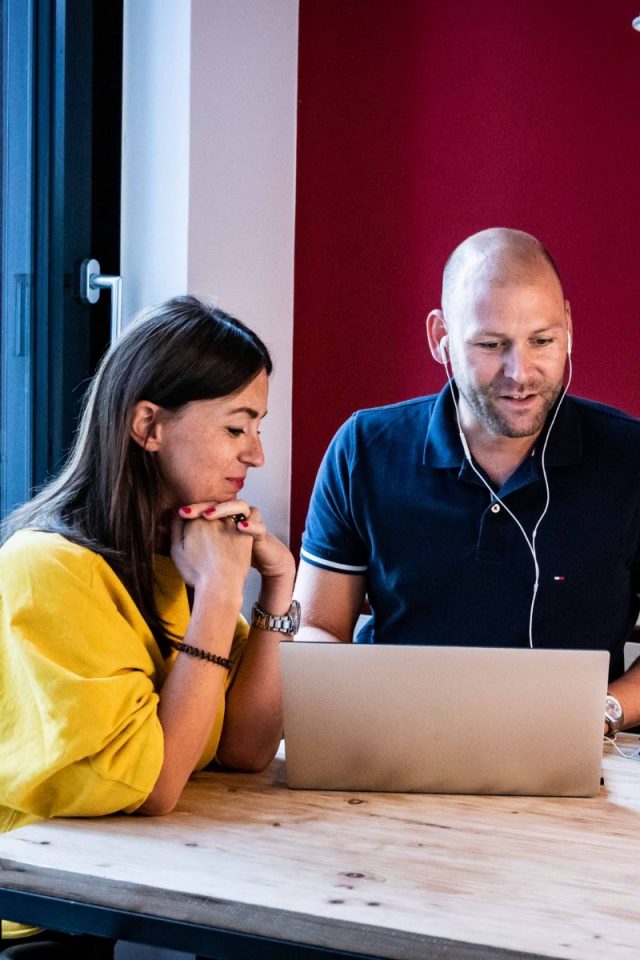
[423,383,464,468]
[423,383,582,469]
[539,391,582,466]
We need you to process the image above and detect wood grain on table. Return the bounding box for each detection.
[0,738,639,960]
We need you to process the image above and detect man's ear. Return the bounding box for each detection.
[130,401,163,451]
[426,309,449,365]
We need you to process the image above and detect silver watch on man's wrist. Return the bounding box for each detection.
[251,599,301,636]
[605,694,624,737]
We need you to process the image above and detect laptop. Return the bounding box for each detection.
[279,644,609,797]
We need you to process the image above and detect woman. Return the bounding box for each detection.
[0,296,297,956]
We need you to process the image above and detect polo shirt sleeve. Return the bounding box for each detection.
[301,416,369,574]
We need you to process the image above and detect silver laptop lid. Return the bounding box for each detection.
[280,644,609,797]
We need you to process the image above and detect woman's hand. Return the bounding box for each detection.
[233,505,295,618]
[175,499,295,600]
[170,499,253,600]
[236,506,295,582]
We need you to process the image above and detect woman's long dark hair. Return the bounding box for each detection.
[1,295,272,656]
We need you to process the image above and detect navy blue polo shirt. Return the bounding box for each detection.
[301,385,640,681]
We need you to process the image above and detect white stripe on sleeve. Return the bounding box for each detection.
[300,548,368,573]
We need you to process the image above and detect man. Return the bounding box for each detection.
[295,227,640,735]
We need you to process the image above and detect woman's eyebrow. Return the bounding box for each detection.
[226,406,268,418]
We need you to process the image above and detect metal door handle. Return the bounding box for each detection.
[80,258,123,343]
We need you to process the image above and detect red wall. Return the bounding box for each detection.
[292,0,640,553]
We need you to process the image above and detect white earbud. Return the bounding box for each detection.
[440,335,449,364]
[458,427,471,460]
[567,331,572,356]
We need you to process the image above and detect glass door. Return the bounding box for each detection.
[1,0,122,517]
[1,0,36,515]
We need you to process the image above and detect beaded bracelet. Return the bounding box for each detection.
[169,639,232,670]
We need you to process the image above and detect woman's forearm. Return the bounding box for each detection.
[138,589,241,815]
[216,571,295,770]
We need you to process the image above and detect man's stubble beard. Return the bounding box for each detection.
[455,376,564,439]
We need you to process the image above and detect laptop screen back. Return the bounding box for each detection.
[280,644,609,797]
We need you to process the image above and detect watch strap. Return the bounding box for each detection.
[251,599,301,636]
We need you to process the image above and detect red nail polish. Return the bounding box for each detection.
[240,521,249,528]
[180,506,192,514]
[203,508,216,516]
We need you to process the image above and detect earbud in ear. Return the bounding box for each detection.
[567,331,572,356]
[440,335,449,364]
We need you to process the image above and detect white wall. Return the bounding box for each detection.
[188,0,299,552]
[122,1,299,581]
[121,0,191,320]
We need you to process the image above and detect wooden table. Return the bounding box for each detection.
[0,738,639,960]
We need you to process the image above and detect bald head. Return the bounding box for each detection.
[426,226,571,444]
[442,228,563,319]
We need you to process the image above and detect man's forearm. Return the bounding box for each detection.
[293,562,365,645]
[296,624,346,643]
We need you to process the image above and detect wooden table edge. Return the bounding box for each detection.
[0,857,554,960]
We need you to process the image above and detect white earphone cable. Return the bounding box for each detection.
[442,343,573,649]
[604,735,640,759]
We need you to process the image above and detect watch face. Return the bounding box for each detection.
[605,695,623,722]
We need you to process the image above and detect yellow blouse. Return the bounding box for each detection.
[0,529,248,834]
